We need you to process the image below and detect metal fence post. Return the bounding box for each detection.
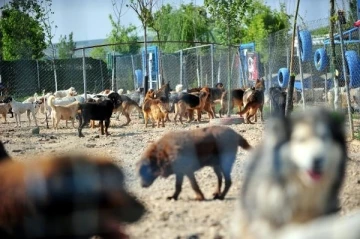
[338,17,354,139]
[82,48,87,101]
[36,60,40,91]
[180,50,183,85]
[131,55,136,90]
[211,44,214,87]
[99,60,104,91]
[297,27,306,110]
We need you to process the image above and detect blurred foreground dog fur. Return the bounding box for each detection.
[231,108,347,239]
[0,143,145,239]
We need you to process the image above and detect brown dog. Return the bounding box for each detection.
[239,79,265,123]
[173,89,209,124]
[219,88,245,117]
[0,152,145,239]
[137,126,251,201]
[142,98,168,128]
[0,103,11,123]
[114,95,143,126]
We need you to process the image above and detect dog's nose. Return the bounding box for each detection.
[312,157,324,173]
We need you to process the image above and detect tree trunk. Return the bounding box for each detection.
[285,0,301,116]
[330,0,339,110]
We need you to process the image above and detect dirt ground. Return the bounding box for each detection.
[0,112,359,239]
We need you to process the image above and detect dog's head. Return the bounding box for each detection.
[274,108,347,187]
[107,92,122,108]
[3,96,12,103]
[68,87,77,96]
[137,143,173,188]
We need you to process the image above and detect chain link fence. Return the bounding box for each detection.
[1,19,360,138]
[262,17,360,138]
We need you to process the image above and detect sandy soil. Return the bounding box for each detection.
[0,113,359,239]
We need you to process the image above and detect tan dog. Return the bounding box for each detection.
[0,103,11,123]
[137,126,251,201]
[48,95,80,130]
[174,89,209,124]
[142,98,168,128]
[239,79,265,124]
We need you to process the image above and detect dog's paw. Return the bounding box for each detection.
[166,196,178,201]
[213,194,224,200]
[195,194,205,201]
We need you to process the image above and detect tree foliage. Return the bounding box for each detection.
[241,1,290,63]
[149,3,212,52]
[204,0,251,44]
[0,9,46,60]
[90,47,107,61]
[57,32,76,59]
[0,0,48,60]
[107,15,140,54]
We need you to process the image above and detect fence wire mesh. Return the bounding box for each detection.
[0,20,359,138]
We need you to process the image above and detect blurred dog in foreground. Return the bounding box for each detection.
[231,108,347,239]
[137,126,251,201]
[0,141,145,239]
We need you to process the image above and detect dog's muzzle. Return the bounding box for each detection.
[308,157,324,181]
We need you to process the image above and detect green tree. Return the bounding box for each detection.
[57,32,76,59]
[241,1,290,63]
[204,0,251,45]
[149,3,212,52]
[90,47,107,61]
[108,15,140,54]
[0,8,46,60]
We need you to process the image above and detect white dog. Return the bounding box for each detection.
[4,97,40,127]
[54,87,77,99]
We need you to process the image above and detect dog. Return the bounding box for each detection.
[3,97,40,127]
[54,86,77,98]
[0,141,10,161]
[173,89,209,124]
[47,95,80,131]
[0,103,11,123]
[0,150,145,238]
[137,126,251,201]
[231,108,347,239]
[239,79,265,124]
[114,95,143,126]
[142,97,169,128]
[77,92,122,137]
[220,88,245,117]
[269,86,287,117]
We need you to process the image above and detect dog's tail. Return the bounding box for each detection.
[47,95,56,110]
[238,101,253,115]
[238,134,251,150]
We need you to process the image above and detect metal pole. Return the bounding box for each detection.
[338,17,354,139]
[99,60,104,91]
[211,44,214,87]
[111,51,115,91]
[180,50,183,85]
[227,23,231,117]
[131,55,136,90]
[297,27,306,110]
[36,60,40,91]
[82,48,87,101]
